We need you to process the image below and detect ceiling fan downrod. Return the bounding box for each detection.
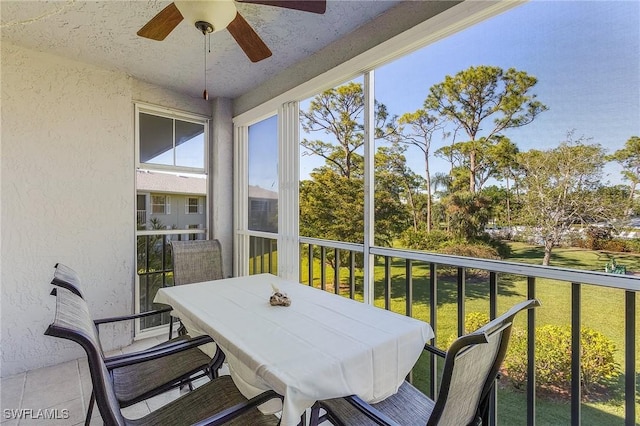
[197,21,213,100]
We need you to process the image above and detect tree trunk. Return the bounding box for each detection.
[543,241,553,266]
[506,176,511,233]
[469,148,477,193]
[425,152,432,232]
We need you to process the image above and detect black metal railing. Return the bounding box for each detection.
[249,236,278,275]
[136,229,206,330]
[299,237,639,426]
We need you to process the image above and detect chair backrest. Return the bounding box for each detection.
[45,287,125,426]
[51,263,85,298]
[427,299,540,426]
[170,239,223,285]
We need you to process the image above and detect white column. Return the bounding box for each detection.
[278,102,300,281]
[363,71,375,304]
[233,124,249,277]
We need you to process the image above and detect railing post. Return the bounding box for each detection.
[429,262,438,399]
[457,267,466,337]
[349,251,355,299]
[527,276,536,426]
[308,243,314,287]
[405,259,413,317]
[334,248,340,295]
[488,272,498,426]
[571,282,581,426]
[624,290,636,426]
[384,256,391,310]
[320,246,326,291]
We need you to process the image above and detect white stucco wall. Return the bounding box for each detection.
[0,42,224,377]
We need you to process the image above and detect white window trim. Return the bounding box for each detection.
[134,103,210,339]
[135,102,210,175]
[185,197,201,214]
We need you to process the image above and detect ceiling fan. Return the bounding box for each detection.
[137,0,327,63]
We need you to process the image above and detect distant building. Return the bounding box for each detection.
[248,185,278,233]
[136,170,206,236]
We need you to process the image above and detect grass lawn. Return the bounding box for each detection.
[297,241,640,425]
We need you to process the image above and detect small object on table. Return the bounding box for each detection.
[270,283,291,307]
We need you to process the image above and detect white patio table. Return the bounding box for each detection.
[154,273,434,426]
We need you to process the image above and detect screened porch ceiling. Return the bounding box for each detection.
[0,1,461,102]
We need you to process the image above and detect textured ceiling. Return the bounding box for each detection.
[1,0,402,99]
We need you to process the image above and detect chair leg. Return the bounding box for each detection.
[308,402,321,426]
[209,346,226,379]
[85,390,95,426]
[177,322,187,336]
[297,410,307,426]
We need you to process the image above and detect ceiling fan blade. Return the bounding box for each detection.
[227,13,272,63]
[238,0,326,14]
[137,2,184,41]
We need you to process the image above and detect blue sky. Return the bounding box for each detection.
[299,0,639,186]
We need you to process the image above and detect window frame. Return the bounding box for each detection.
[151,195,170,214]
[135,103,209,175]
[134,103,210,339]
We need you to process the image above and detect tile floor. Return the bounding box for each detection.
[0,336,216,426]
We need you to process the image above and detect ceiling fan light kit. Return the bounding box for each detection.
[175,0,237,33]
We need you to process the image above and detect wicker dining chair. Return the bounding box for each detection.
[50,263,224,426]
[309,299,540,426]
[45,286,281,426]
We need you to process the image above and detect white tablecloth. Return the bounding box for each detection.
[155,273,434,426]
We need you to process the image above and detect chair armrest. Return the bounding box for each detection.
[104,335,214,369]
[423,343,446,358]
[93,305,173,326]
[192,389,283,426]
[343,395,401,426]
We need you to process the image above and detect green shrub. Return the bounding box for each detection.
[445,312,490,348]
[625,238,640,254]
[503,325,620,396]
[599,239,629,253]
[438,242,501,260]
[585,226,613,250]
[399,228,454,251]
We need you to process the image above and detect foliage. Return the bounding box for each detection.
[425,65,547,192]
[445,191,492,239]
[399,228,453,251]
[624,238,640,254]
[300,170,364,244]
[515,135,624,265]
[374,146,422,243]
[473,233,512,258]
[584,226,613,250]
[390,109,446,231]
[503,325,620,396]
[299,81,393,179]
[445,311,490,348]
[437,241,501,260]
[299,85,417,248]
[606,135,640,204]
